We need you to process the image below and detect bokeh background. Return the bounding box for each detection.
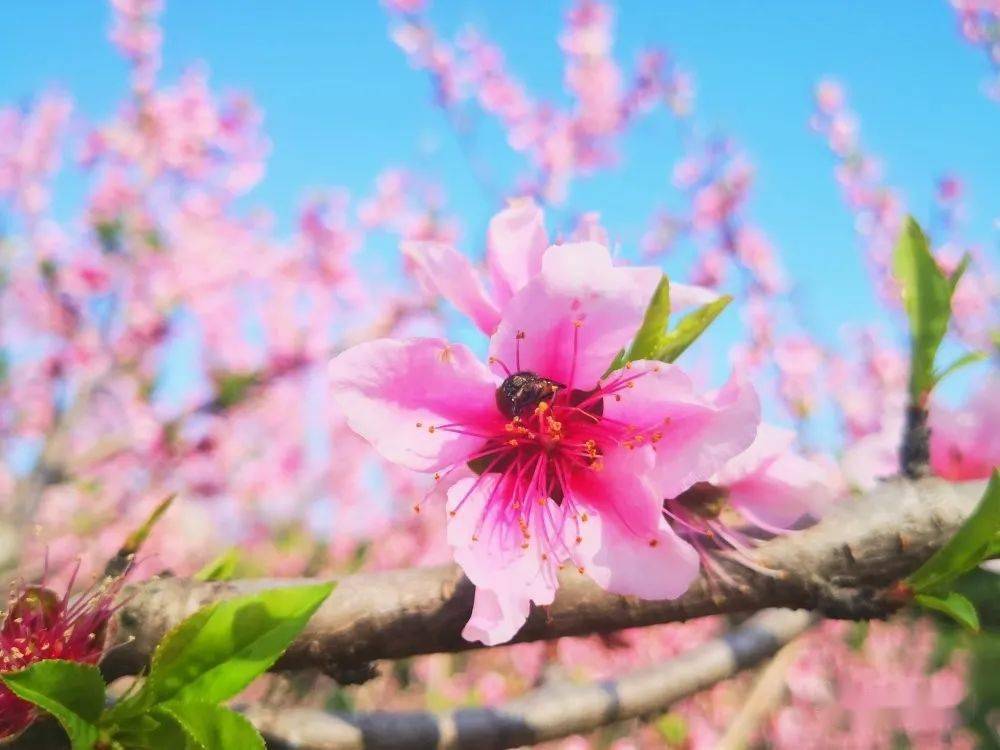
[1,2,998,747]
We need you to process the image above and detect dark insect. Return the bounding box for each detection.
[495,371,562,419]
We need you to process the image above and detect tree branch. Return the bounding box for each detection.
[900,403,931,479]
[101,477,984,681]
[247,609,816,750]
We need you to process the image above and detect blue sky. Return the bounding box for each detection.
[2,1,997,432]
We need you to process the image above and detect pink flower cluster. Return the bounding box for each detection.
[811,79,998,349]
[769,620,974,750]
[645,138,786,298]
[0,92,72,219]
[386,0,692,203]
[0,4,459,583]
[952,0,1000,99]
[109,0,163,96]
[810,79,905,307]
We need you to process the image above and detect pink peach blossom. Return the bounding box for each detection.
[331,242,759,644]
[930,373,1000,480]
[666,424,834,555]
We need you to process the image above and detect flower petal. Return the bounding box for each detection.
[403,240,501,334]
[490,242,660,388]
[728,451,832,530]
[461,586,532,646]
[447,474,559,645]
[713,424,795,485]
[329,338,499,472]
[569,445,699,599]
[604,363,761,498]
[487,197,548,306]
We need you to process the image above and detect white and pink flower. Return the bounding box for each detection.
[331,241,759,644]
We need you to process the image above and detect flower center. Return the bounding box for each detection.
[467,379,610,506]
[495,371,562,419]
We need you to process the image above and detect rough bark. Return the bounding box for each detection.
[101,477,984,680]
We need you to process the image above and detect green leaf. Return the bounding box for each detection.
[985,535,1000,560]
[930,350,986,389]
[625,275,671,363]
[915,592,980,632]
[105,714,180,750]
[953,567,1000,629]
[892,216,952,401]
[157,702,265,750]
[193,549,242,582]
[656,295,732,363]
[137,582,334,707]
[104,493,176,578]
[947,252,971,295]
[908,470,1000,593]
[0,661,105,750]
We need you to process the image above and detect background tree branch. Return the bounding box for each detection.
[102,477,985,680]
[248,609,816,750]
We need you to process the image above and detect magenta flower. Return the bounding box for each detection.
[331,242,759,644]
[665,424,835,566]
[1,572,121,740]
